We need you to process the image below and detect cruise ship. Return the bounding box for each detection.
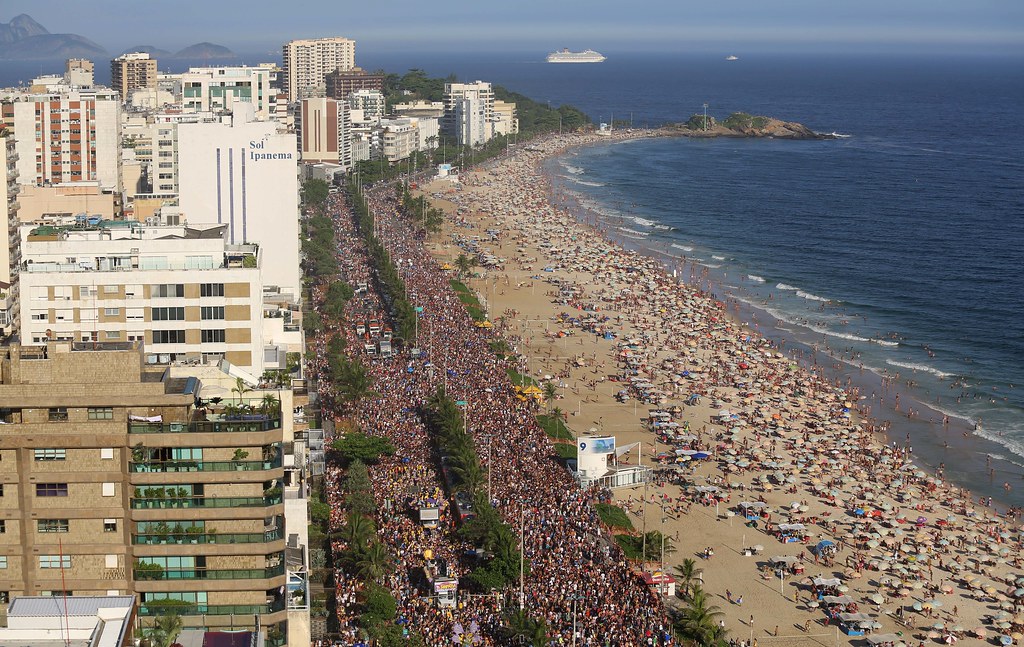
[546,48,606,63]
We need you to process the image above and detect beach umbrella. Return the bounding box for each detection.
[869,593,884,604]
[808,600,819,608]
[999,635,1012,646]
[974,627,988,638]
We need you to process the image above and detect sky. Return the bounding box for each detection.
[3,0,1022,56]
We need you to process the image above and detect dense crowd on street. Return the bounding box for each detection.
[307,176,672,644]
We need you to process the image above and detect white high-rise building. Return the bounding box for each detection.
[443,81,495,147]
[10,88,122,192]
[181,66,275,119]
[282,37,356,103]
[177,109,301,297]
[0,130,20,337]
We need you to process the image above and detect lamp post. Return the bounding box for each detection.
[519,506,526,611]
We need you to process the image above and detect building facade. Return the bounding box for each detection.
[17,223,265,372]
[282,37,356,104]
[298,98,352,169]
[0,130,19,337]
[111,53,158,101]
[65,58,95,87]
[181,66,275,119]
[324,67,384,100]
[443,81,495,147]
[176,113,301,297]
[9,88,122,192]
[0,341,286,633]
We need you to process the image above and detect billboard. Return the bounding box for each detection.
[578,436,616,455]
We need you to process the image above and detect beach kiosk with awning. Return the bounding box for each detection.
[865,634,903,646]
[837,612,872,636]
[641,570,676,597]
[739,501,767,520]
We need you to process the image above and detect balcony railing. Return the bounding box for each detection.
[130,494,283,509]
[135,562,285,581]
[133,528,283,545]
[130,457,282,473]
[129,416,281,434]
[138,599,285,616]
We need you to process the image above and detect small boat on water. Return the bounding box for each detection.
[725,55,739,61]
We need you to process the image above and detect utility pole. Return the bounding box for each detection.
[519,507,525,610]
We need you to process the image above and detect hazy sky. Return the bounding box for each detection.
[3,0,1022,55]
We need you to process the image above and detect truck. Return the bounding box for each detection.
[424,557,457,608]
[378,340,392,358]
[418,506,440,529]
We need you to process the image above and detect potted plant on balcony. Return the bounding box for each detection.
[206,527,217,544]
[153,522,171,544]
[153,487,167,508]
[131,442,150,471]
[263,486,282,501]
[185,525,203,544]
[133,560,164,580]
[171,523,185,543]
[175,487,190,507]
[232,448,249,470]
[142,488,155,509]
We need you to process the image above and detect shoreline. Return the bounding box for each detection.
[418,130,1024,644]
[543,136,1024,512]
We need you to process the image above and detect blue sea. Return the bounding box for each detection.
[4,51,1024,505]
[361,50,1024,505]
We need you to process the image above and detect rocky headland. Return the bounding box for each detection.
[672,111,834,139]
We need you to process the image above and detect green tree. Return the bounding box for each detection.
[542,381,558,413]
[231,377,251,410]
[356,541,393,582]
[144,611,184,647]
[674,558,699,599]
[302,178,330,210]
[330,433,395,466]
[674,585,727,646]
[455,252,474,278]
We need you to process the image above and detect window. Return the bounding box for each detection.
[87,407,113,420]
[0,557,6,569]
[39,555,72,569]
[102,483,115,497]
[152,330,185,344]
[38,519,69,533]
[126,307,144,320]
[104,519,117,532]
[0,520,5,533]
[200,283,224,297]
[152,284,184,298]
[104,307,120,316]
[34,449,66,461]
[200,306,224,320]
[200,329,225,344]
[47,407,68,422]
[151,307,184,321]
[101,448,114,459]
[104,331,120,340]
[103,285,119,294]
[31,311,47,321]
[36,483,68,497]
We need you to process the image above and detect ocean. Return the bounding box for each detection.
[4,51,1023,505]
[359,50,1024,506]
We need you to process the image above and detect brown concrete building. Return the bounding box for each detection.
[110,53,158,101]
[0,340,286,633]
[325,67,385,100]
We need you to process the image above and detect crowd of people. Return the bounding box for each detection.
[307,172,672,644]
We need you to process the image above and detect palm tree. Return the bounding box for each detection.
[231,377,251,411]
[674,558,699,599]
[675,585,726,646]
[455,253,473,278]
[340,512,375,554]
[261,394,280,417]
[542,381,558,413]
[145,611,184,647]
[355,541,393,582]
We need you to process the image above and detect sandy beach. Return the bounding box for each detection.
[415,131,1024,646]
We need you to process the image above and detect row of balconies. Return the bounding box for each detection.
[130,457,282,473]
[128,416,281,435]
[134,562,285,582]
[137,598,284,617]
[130,493,283,509]
[133,527,282,545]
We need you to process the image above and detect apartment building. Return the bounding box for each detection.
[9,88,122,192]
[346,89,385,122]
[65,59,95,87]
[181,66,275,119]
[380,119,418,164]
[111,53,158,101]
[443,81,495,147]
[282,37,356,103]
[325,67,384,100]
[298,98,352,170]
[0,340,287,636]
[493,100,519,137]
[0,130,19,337]
[17,222,265,373]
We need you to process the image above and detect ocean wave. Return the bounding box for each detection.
[712,255,726,261]
[806,325,871,343]
[871,339,899,347]
[652,224,673,230]
[972,426,1024,465]
[748,275,766,283]
[633,217,657,227]
[795,290,827,302]
[776,283,799,291]
[568,178,605,187]
[617,227,649,237]
[671,244,694,252]
[885,360,953,379]
[562,163,585,175]
[701,263,722,268]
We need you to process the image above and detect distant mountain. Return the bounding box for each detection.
[121,45,173,59]
[174,42,236,59]
[0,14,106,59]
